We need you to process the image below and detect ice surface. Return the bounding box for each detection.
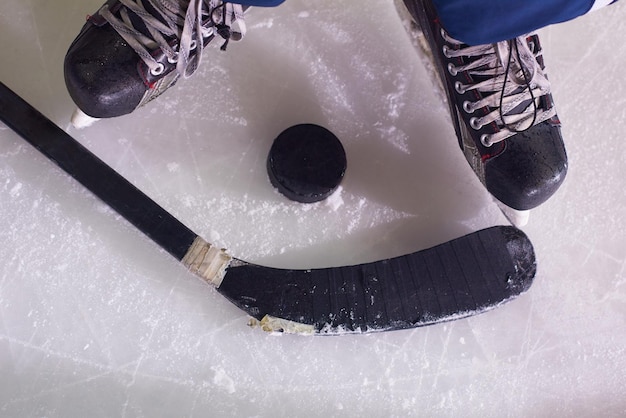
[1,0,625,416]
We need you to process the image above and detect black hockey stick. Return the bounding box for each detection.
[0,82,536,334]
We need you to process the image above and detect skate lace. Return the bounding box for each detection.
[443,31,556,147]
[99,0,246,78]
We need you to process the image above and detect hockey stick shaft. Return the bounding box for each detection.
[0,82,230,286]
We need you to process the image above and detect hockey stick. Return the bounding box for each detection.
[0,82,536,334]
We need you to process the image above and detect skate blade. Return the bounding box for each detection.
[496,201,530,227]
[70,108,99,129]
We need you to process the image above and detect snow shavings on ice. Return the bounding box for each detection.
[2,0,626,416]
[193,186,414,266]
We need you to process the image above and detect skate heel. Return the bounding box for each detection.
[71,108,99,129]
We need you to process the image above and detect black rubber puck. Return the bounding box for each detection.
[267,124,347,203]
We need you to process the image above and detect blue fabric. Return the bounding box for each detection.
[230,0,285,6]
[227,0,618,42]
[431,0,595,45]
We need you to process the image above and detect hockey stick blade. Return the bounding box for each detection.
[223,226,535,334]
[0,82,536,334]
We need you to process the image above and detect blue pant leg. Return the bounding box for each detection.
[431,0,600,44]
[229,0,286,6]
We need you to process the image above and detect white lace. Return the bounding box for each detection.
[100,0,246,78]
[443,31,556,146]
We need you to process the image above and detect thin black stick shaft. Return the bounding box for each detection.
[0,82,197,261]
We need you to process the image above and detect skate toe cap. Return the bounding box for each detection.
[63,23,147,118]
[485,121,568,211]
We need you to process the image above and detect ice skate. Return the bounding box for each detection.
[64,0,248,128]
[396,0,568,225]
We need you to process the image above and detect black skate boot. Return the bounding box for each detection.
[64,0,248,127]
[397,0,567,225]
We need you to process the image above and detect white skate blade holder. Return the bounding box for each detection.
[71,108,99,129]
[497,201,530,227]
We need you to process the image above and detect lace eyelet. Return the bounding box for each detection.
[469,117,482,130]
[440,28,447,38]
[454,81,466,94]
[447,63,457,76]
[462,101,474,113]
[190,40,197,50]
[442,45,451,58]
[150,63,165,76]
[167,55,178,64]
[480,134,492,147]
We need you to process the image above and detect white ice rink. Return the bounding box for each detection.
[1,0,625,416]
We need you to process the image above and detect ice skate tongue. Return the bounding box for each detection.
[100,0,183,49]
[495,38,538,86]
[126,1,175,44]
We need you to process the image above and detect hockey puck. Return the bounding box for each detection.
[267,124,347,203]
